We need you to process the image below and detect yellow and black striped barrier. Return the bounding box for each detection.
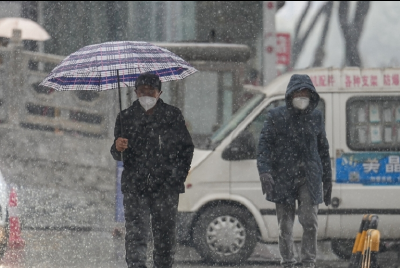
[361,229,380,268]
[348,214,370,268]
[347,214,380,268]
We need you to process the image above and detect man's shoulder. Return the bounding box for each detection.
[120,101,138,116]
[269,105,286,117]
[310,108,323,120]
[160,101,182,116]
[311,108,322,116]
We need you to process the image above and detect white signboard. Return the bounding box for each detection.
[263,1,277,86]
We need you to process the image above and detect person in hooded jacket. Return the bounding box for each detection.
[257,74,332,268]
[110,72,194,268]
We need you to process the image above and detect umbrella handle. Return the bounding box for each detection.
[117,70,124,162]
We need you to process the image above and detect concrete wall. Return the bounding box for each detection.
[0,36,118,230]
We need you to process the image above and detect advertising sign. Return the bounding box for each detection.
[263,1,277,85]
[276,33,291,65]
[336,153,400,185]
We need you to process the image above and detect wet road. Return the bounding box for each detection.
[0,229,398,268]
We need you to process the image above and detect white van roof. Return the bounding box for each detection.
[244,67,400,97]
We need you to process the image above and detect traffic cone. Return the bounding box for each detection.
[8,188,25,249]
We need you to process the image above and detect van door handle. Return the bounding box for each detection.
[331,197,340,208]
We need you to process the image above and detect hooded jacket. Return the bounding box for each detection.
[257,74,332,204]
[110,99,194,195]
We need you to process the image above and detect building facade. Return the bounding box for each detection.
[0,1,282,228]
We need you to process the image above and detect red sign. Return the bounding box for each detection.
[276,33,291,65]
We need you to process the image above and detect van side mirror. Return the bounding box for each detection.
[222,130,256,161]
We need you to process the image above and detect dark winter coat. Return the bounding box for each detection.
[257,74,332,205]
[110,99,194,195]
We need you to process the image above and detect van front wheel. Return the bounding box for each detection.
[192,204,258,264]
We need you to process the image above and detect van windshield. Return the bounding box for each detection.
[207,93,265,150]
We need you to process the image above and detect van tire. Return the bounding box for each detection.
[192,204,257,264]
[331,239,353,260]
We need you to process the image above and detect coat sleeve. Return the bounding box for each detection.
[257,111,276,175]
[110,112,122,161]
[172,109,194,183]
[317,112,332,184]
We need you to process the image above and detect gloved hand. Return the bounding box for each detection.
[259,173,274,196]
[323,182,332,206]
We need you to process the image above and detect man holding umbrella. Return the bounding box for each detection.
[39,40,197,268]
[110,72,194,268]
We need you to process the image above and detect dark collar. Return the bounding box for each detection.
[131,99,165,119]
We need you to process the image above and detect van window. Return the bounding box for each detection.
[231,98,325,160]
[207,93,265,149]
[347,97,400,151]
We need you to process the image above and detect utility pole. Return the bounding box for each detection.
[37,1,44,71]
[263,1,277,86]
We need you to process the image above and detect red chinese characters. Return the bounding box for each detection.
[310,75,335,87]
[353,76,361,87]
[382,74,400,86]
[343,74,397,88]
[392,74,399,86]
[371,75,378,86]
[362,76,369,87]
[384,75,391,86]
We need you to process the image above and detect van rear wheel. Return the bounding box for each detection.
[192,204,258,264]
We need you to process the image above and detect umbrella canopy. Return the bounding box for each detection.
[39,41,198,91]
[0,17,50,41]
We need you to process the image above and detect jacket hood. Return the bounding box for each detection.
[285,74,319,114]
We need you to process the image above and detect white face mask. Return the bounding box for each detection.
[139,96,158,111]
[292,97,310,110]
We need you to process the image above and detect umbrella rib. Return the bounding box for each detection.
[102,47,108,89]
[118,43,123,86]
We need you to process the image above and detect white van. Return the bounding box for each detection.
[177,67,400,264]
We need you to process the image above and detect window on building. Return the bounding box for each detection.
[347,97,400,151]
[70,111,102,125]
[76,91,100,102]
[32,82,54,95]
[26,103,55,117]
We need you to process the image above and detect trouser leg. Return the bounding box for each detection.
[150,191,179,268]
[124,192,150,268]
[276,201,297,266]
[297,184,319,265]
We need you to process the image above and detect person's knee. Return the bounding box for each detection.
[298,216,318,232]
[279,218,294,231]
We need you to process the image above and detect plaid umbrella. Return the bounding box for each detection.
[40,41,197,91]
[39,41,197,152]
